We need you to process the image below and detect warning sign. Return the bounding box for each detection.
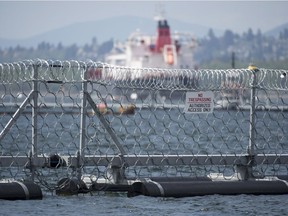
[184,91,214,114]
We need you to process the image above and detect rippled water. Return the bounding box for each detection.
[1,192,288,216]
[1,105,288,215]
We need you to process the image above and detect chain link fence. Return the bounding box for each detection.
[1,59,288,197]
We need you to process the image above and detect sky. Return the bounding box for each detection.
[0,1,288,39]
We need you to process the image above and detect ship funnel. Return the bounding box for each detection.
[155,19,172,53]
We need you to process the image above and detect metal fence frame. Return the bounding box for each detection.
[1,60,288,196]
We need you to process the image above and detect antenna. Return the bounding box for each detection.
[154,2,166,21]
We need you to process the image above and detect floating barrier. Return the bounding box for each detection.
[92,182,131,192]
[127,176,288,197]
[94,103,136,115]
[0,180,42,200]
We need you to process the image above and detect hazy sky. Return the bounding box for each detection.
[1,1,288,39]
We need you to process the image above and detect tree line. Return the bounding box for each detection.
[1,27,288,69]
[196,28,288,69]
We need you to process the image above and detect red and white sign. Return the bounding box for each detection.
[184,91,214,114]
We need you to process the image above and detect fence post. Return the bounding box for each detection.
[78,65,87,180]
[234,65,258,180]
[247,64,258,178]
[248,65,258,157]
[31,61,39,180]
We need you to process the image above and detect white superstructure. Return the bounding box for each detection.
[105,17,198,70]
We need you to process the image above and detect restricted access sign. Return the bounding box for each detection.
[184,91,214,114]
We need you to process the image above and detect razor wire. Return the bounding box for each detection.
[0,59,288,192]
[1,59,288,90]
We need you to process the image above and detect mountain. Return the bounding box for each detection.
[265,22,288,38]
[0,15,287,49]
[0,16,222,49]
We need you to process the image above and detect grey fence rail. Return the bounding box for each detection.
[1,59,288,198]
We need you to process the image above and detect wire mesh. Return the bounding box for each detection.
[0,59,288,192]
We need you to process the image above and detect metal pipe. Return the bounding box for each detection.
[86,93,126,155]
[0,91,34,142]
[1,153,288,168]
